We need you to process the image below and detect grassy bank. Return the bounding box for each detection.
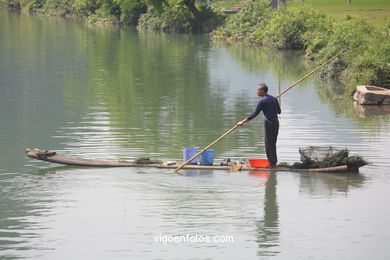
[212,1,390,94]
[211,0,390,27]
[287,0,390,26]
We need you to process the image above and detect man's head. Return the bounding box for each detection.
[256,83,268,97]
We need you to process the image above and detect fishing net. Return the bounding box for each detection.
[278,146,367,169]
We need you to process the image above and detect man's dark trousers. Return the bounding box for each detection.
[264,119,279,166]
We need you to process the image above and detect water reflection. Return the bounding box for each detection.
[353,102,390,118]
[316,79,390,126]
[59,31,316,161]
[252,172,280,256]
[0,173,56,256]
[182,170,214,177]
[298,172,366,196]
[2,9,390,259]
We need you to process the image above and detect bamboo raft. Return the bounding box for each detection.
[26,148,360,173]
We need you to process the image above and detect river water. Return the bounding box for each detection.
[1,9,390,259]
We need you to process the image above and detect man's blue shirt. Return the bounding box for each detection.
[247,94,281,121]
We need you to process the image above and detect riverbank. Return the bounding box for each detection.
[212,2,390,94]
[1,1,389,94]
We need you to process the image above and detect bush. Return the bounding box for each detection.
[0,0,12,8]
[137,4,224,33]
[112,0,147,24]
[312,17,374,85]
[260,8,329,49]
[73,0,98,16]
[343,33,390,90]
[19,0,45,11]
[138,5,195,33]
[196,4,225,33]
[212,1,271,42]
[43,0,74,16]
[213,4,329,49]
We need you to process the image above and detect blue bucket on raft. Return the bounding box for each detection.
[183,147,201,165]
[199,149,215,166]
[182,147,215,165]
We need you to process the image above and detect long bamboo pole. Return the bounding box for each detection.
[174,48,349,172]
[275,48,349,98]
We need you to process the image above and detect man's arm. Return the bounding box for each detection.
[236,100,263,126]
[247,100,263,120]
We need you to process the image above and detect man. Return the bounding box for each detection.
[236,83,281,168]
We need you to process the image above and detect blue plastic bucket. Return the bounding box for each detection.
[183,147,200,165]
[199,149,215,166]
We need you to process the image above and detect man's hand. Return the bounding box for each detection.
[236,119,248,127]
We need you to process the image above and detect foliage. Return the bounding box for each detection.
[307,17,390,92]
[213,1,271,42]
[214,3,330,49]
[112,0,147,24]
[43,0,74,15]
[137,5,194,33]
[7,0,220,30]
[214,3,390,93]
[196,4,226,33]
[137,2,224,33]
[0,0,10,7]
[260,8,329,49]
[343,33,390,90]
[72,0,96,16]
[19,0,45,11]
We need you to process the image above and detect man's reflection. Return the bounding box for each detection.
[251,171,280,256]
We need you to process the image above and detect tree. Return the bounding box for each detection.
[182,0,201,23]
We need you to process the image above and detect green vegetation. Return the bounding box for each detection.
[213,1,390,93]
[287,0,390,26]
[1,0,224,31]
[137,3,225,33]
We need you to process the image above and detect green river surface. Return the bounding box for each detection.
[1,9,390,260]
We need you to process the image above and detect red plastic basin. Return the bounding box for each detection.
[248,159,270,168]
